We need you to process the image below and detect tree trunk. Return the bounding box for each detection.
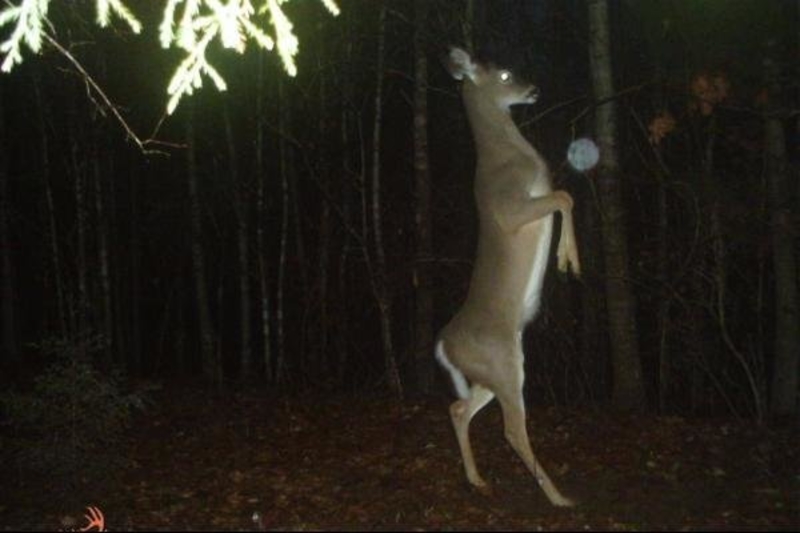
[655,164,670,413]
[586,0,646,411]
[128,162,142,375]
[701,120,764,420]
[370,1,403,400]
[463,0,475,53]
[276,78,290,385]
[335,37,355,387]
[650,73,671,414]
[315,199,331,377]
[91,53,114,368]
[186,103,218,385]
[70,128,88,350]
[0,86,17,364]
[289,141,308,378]
[764,53,799,417]
[224,101,252,381]
[255,51,273,383]
[92,141,114,367]
[33,73,68,340]
[412,0,434,394]
[315,61,332,379]
[174,274,187,377]
[579,191,606,402]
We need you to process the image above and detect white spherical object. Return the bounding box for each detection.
[567,138,600,172]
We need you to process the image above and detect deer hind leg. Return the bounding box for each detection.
[449,383,495,490]
[497,391,575,507]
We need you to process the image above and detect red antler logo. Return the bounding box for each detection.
[77,506,105,532]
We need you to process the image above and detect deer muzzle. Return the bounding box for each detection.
[526,86,540,103]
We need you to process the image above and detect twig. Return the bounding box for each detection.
[520,94,588,128]
[43,33,180,155]
[570,81,654,127]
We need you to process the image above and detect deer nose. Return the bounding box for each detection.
[527,86,540,102]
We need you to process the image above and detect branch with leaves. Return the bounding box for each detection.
[0,0,339,114]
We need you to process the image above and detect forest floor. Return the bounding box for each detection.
[2,384,798,531]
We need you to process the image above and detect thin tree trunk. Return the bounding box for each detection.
[764,53,799,417]
[255,51,273,383]
[701,120,764,419]
[92,53,113,367]
[579,190,605,401]
[70,127,88,350]
[44,156,66,340]
[313,201,331,377]
[655,166,670,413]
[586,0,645,411]
[216,272,225,383]
[92,142,114,367]
[413,0,434,394]
[128,163,142,375]
[0,87,17,364]
[275,78,289,385]
[186,103,218,385]
[650,75,672,414]
[155,284,174,374]
[316,63,332,378]
[33,72,67,340]
[371,1,403,400]
[105,128,123,369]
[336,41,354,387]
[289,143,308,378]
[175,274,187,377]
[463,0,475,53]
[224,101,252,381]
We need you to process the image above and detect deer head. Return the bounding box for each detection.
[445,47,540,109]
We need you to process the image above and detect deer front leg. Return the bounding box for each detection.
[495,189,576,236]
[450,384,495,491]
[497,189,580,276]
[497,392,575,507]
[556,203,581,276]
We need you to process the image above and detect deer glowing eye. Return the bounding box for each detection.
[499,71,512,84]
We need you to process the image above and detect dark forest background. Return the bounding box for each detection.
[1,0,798,425]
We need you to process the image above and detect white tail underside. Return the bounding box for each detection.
[435,340,470,399]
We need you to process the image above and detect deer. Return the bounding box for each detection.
[435,47,580,507]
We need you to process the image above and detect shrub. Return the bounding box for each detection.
[1,334,149,481]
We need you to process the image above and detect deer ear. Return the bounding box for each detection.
[446,46,476,81]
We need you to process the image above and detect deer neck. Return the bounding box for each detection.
[463,89,539,167]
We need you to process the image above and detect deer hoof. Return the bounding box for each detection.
[469,477,493,496]
[474,482,493,497]
[551,495,576,508]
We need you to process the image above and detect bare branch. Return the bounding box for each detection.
[43,32,180,156]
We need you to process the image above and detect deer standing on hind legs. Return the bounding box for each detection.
[435,47,580,507]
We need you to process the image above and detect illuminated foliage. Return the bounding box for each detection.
[0,0,339,113]
[0,0,51,73]
[96,0,142,33]
[647,111,676,146]
[689,72,730,116]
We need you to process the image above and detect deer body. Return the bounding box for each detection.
[436,47,579,507]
